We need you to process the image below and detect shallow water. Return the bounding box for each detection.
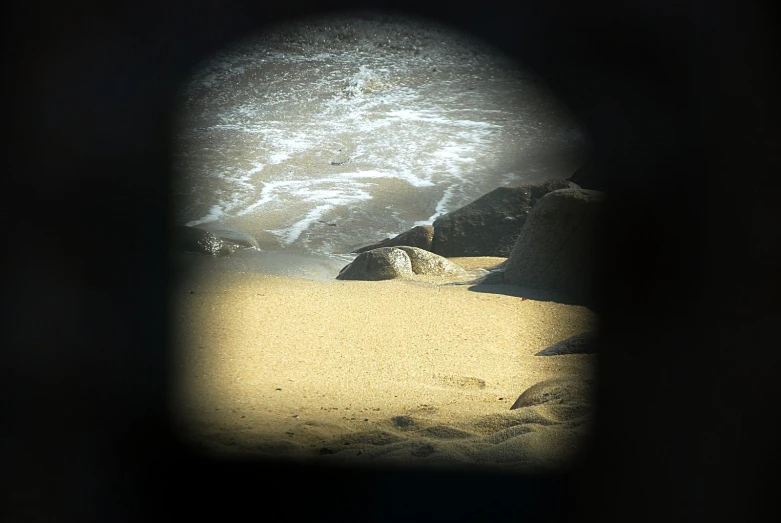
[172,12,589,258]
[172,249,352,281]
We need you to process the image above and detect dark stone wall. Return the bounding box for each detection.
[7,1,780,522]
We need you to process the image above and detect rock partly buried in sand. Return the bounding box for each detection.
[336,246,467,281]
[337,247,413,280]
[503,188,605,308]
[352,225,434,253]
[173,225,236,256]
[535,332,599,356]
[397,246,467,277]
[510,377,596,410]
[431,179,579,257]
[210,229,260,250]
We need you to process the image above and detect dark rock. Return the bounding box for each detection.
[173,225,233,256]
[503,188,605,308]
[211,230,260,250]
[510,377,596,410]
[336,246,466,281]
[352,225,434,253]
[431,179,579,257]
[536,332,599,356]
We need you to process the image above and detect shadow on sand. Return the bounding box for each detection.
[464,281,598,311]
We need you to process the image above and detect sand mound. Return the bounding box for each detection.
[510,377,597,409]
[536,331,598,355]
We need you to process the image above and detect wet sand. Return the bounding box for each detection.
[169,255,598,471]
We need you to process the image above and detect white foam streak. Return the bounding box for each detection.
[186,204,225,226]
[238,169,436,219]
[268,204,334,245]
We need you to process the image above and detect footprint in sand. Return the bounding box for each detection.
[414,425,476,440]
[327,430,403,448]
[432,374,487,390]
[390,415,418,431]
[316,430,405,457]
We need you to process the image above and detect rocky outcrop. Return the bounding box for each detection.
[535,332,598,356]
[503,188,605,308]
[336,246,466,281]
[173,226,236,256]
[430,179,579,257]
[352,225,434,253]
[510,377,596,410]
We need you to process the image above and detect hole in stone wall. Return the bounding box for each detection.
[168,9,600,473]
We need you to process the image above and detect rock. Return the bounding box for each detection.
[510,377,596,410]
[211,230,260,250]
[352,225,434,253]
[535,332,599,356]
[336,247,413,281]
[173,225,234,256]
[336,246,467,281]
[431,179,579,257]
[253,230,284,251]
[503,188,605,308]
[396,246,467,277]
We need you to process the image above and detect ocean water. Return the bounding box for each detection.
[171,12,589,261]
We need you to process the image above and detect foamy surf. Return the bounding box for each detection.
[172,13,589,256]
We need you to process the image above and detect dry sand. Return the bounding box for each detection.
[169,256,598,472]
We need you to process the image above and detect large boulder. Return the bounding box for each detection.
[431,179,579,257]
[173,226,235,256]
[336,246,466,281]
[503,188,605,307]
[352,225,434,253]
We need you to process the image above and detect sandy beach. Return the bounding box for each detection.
[169,256,598,472]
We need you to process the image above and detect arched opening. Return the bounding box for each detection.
[10,0,780,521]
[169,9,601,472]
